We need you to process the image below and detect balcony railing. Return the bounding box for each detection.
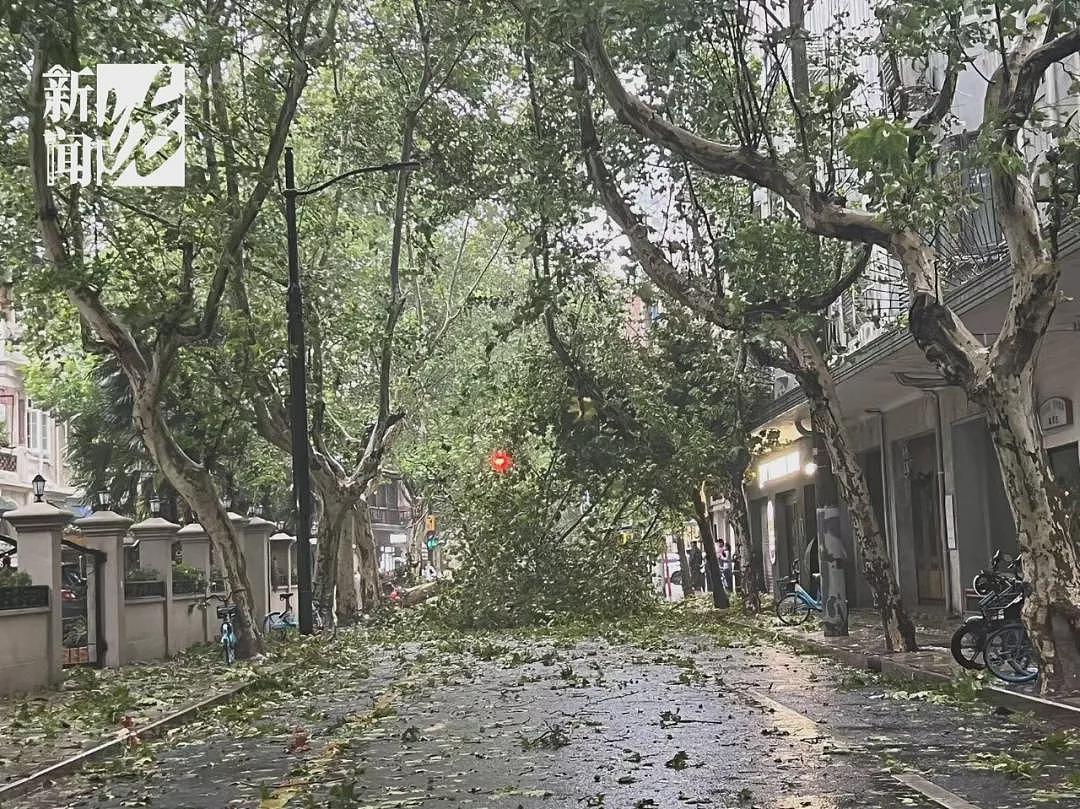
[0,452,16,473]
[369,506,411,525]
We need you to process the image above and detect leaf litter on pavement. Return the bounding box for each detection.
[11,602,1080,809]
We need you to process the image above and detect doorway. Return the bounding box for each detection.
[906,434,944,603]
[778,491,801,578]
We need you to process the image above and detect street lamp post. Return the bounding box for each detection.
[282,146,419,634]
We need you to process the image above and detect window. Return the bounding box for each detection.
[758,451,801,488]
[25,401,50,456]
[0,394,13,447]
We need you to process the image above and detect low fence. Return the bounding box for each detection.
[124,585,167,663]
[0,603,51,694]
[170,593,208,651]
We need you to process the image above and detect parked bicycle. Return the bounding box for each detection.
[263,592,335,638]
[775,562,822,626]
[972,550,1023,596]
[950,551,1038,683]
[192,591,240,664]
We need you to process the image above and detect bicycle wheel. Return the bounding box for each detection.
[984,623,1039,683]
[263,612,282,633]
[221,633,236,665]
[319,602,336,639]
[776,593,812,626]
[950,618,986,670]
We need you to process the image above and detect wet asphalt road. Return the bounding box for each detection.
[8,626,1080,809]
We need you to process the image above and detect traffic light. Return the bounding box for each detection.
[425,514,437,534]
[489,449,514,475]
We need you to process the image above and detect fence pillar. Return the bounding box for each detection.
[268,529,294,606]
[74,509,133,668]
[241,513,274,624]
[129,515,180,655]
[6,499,72,685]
[176,521,213,640]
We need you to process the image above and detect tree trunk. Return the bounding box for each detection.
[725,460,761,612]
[782,330,917,652]
[132,394,263,657]
[980,374,1080,694]
[313,482,345,610]
[333,508,361,625]
[353,500,381,612]
[673,531,694,596]
[691,485,729,609]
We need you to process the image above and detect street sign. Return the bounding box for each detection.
[425,515,437,534]
[425,535,439,550]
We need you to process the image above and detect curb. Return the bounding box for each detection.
[0,679,256,803]
[735,618,1080,723]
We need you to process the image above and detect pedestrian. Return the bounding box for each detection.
[718,544,734,592]
[688,541,705,592]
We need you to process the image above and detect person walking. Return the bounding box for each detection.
[717,543,733,593]
[688,542,705,593]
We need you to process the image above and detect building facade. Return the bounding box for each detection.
[369,473,420,575]
[0,305,77,510]
[724,3,1080,615]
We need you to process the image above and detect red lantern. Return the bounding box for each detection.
[489,449,514,475]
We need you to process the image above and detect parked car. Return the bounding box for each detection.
[653,553,684,601]
[61,563,86,619]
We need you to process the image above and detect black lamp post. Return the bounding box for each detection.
[32,474,45,503]
[283,146,419,634]
[95,490,111,512]
[148,494,162,517]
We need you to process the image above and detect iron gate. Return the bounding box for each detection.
[61,539,105,667]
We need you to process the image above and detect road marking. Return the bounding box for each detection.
[892,773,984,809]
[745,690,985,809]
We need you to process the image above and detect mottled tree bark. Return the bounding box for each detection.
[674,532,694,596]
[133,393,263,657]
[725,452,761,613]
[980,374,1080,693]
[691,484,729,609]
[780,329,916,652]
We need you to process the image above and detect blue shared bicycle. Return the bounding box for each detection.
[197,591,239,664]
[263,592,333,637]
[775,563,822,625]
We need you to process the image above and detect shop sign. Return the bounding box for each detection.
[1038,397,1073,431]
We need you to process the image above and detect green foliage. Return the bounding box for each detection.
[171,562,207,593]
[125,567,161,583]
[0,567,31,587]
[435,458,662,629]
[968,751,1042,780]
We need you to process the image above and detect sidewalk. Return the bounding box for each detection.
[0,643,263,794]
[744,606,1080,719]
